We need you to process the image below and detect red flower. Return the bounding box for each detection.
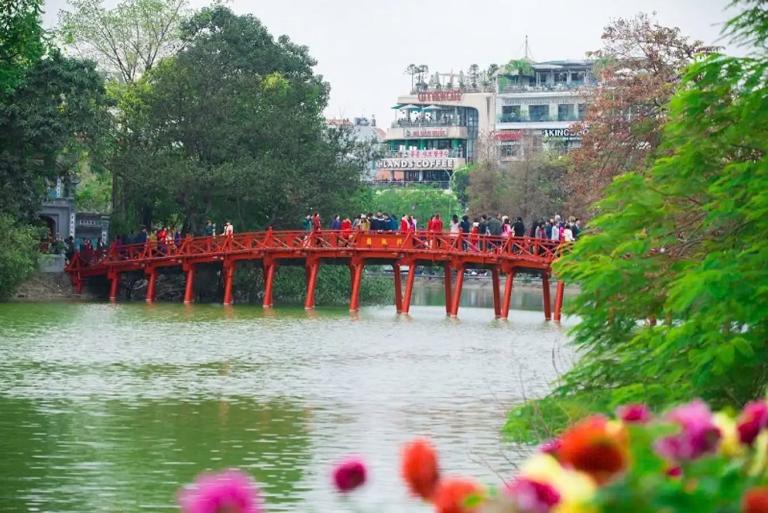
[557,415,628,484]
[616,403,652,423]
[401,438,440,500]
[743,486,768,513]
[737,401,768,445]
[504,477,561,513]
[332,457,367,493]
[432,477,484,513]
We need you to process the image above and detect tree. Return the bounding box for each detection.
[111,6,366,234]
[567,14,713,217]
[365,187,460,226]
[0,0,45,94]
[58,0,188,83]
[450,165,470,209]
[505,0,768,441]
[405,63,417,91]
[0,215,41,298]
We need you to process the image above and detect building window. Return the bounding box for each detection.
[558,104,575,121]
[578,103,587,120]
[554,72,568,84]
[529,105,550,122]
[501,105,521,122]
[536,72,550,85]
[500,141,520,158]
[571,71,585,84]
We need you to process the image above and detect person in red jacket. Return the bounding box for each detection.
[400,214,409,233]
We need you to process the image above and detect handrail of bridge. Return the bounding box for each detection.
[67,230,567,270]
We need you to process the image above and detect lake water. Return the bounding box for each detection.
[0,285,574,513]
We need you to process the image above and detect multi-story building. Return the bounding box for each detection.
[327,116,385,180]
[494,60,595,160]
[376,77,496,187]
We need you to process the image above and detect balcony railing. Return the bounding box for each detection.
[497,114,583,123]
[498,82,590,94]
[391,118,464,128]
[382,149,465,158]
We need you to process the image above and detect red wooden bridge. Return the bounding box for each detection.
[65,230,568,320]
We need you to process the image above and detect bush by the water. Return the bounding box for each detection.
[0,216,42,300]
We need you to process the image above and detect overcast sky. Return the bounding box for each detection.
[42,0,739,126]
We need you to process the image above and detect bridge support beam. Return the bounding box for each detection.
[222,261,235,306]
[263,263,275,308]
[443,263,452,316]
[145,269,157,303]
[501,270,515,319]
[109,271,121,302]
[449,264,464,318]
[305,259,320,310]
[554,280,565,322]
[491,268,501,318]
[74,275,83,295]
[393,264,402,313]
[542,272,552,321]
[183,265,196,304]
[401,263,416,314]
[349,260,365,312]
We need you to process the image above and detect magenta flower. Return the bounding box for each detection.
[655,400,721,461]
[737,400,768,445]
[616,403,652,423]
[538,437,561,456]
[504,477,561,513]
[332,457,367,493]
[179,469,263,513]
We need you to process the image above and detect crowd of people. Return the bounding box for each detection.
[302,211,581,242]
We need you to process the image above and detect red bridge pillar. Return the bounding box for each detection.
[401,262,416,314]
[305,258,320,310]
[393,264,403,313]
[222,261,235,305]
[108,271,121,302]
[449,263,464,318]
[183,264,196,304]
[145,268,157,303]
[554,280,565,322]
[263,262,276,308]
[491,267,501,318]
[349,259,365,312]
[443,263,452,316]
[501,270,515,319]
[542,272,552,321]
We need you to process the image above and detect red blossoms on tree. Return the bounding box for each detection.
[401,438,441,500]
[557,415,629,484]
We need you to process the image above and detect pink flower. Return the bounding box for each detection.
[332,457,367,493]
[538,437,561,456]
[179,469,263,513]
[504,477,561,513]
[737,401,768,445]
[616,403,651,423]
[655,400,721,461]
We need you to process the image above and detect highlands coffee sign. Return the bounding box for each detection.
[416,91,463,102]
[379,157,460,170]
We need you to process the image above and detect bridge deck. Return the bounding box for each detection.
[66,230,567,320]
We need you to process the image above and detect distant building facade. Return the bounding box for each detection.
[38,177,110,246]
[327,116,385,180]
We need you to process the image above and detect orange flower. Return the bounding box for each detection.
[432,477,484,513]
[401,438,440,500]
[557,415,628,485]
[743,486,768,513]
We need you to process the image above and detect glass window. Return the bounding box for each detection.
[529,105,550,122]
[558,104,575,121]
[571,71,585,84]
[501,105,521,122]
[554,72,568,84]
[500,142,520,157]
[578,103,587,120]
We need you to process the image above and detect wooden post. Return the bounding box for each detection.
[183,265,195,304]
[449,264,464,318]
[304,259,319,310]
[109,271,120,302]
[263,263,275,308]
[491,267,501,318]
[501,270,515,319]
[393,264,403,313]
[146,269,157,303]
[402,263,416,314]
[349,260,365,312]
[542,272,552,321]
[554,280,565,322]
[443,263,452,315]
[222,261,235,305]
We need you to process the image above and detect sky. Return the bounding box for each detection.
[42,0,740,126]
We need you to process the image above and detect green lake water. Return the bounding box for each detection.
[0,286,573,512]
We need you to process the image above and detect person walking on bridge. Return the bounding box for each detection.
[223,221,234,237]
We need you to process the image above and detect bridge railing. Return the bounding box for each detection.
[74,230,566,269]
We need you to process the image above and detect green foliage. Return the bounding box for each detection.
[506,2,768,441]
[364,186,460,225]
[0,215,41,299]
[450,165,470,209]
[0,0,45,94]
[111,5,366,234]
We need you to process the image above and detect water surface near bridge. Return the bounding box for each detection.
[0,288,574,513]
